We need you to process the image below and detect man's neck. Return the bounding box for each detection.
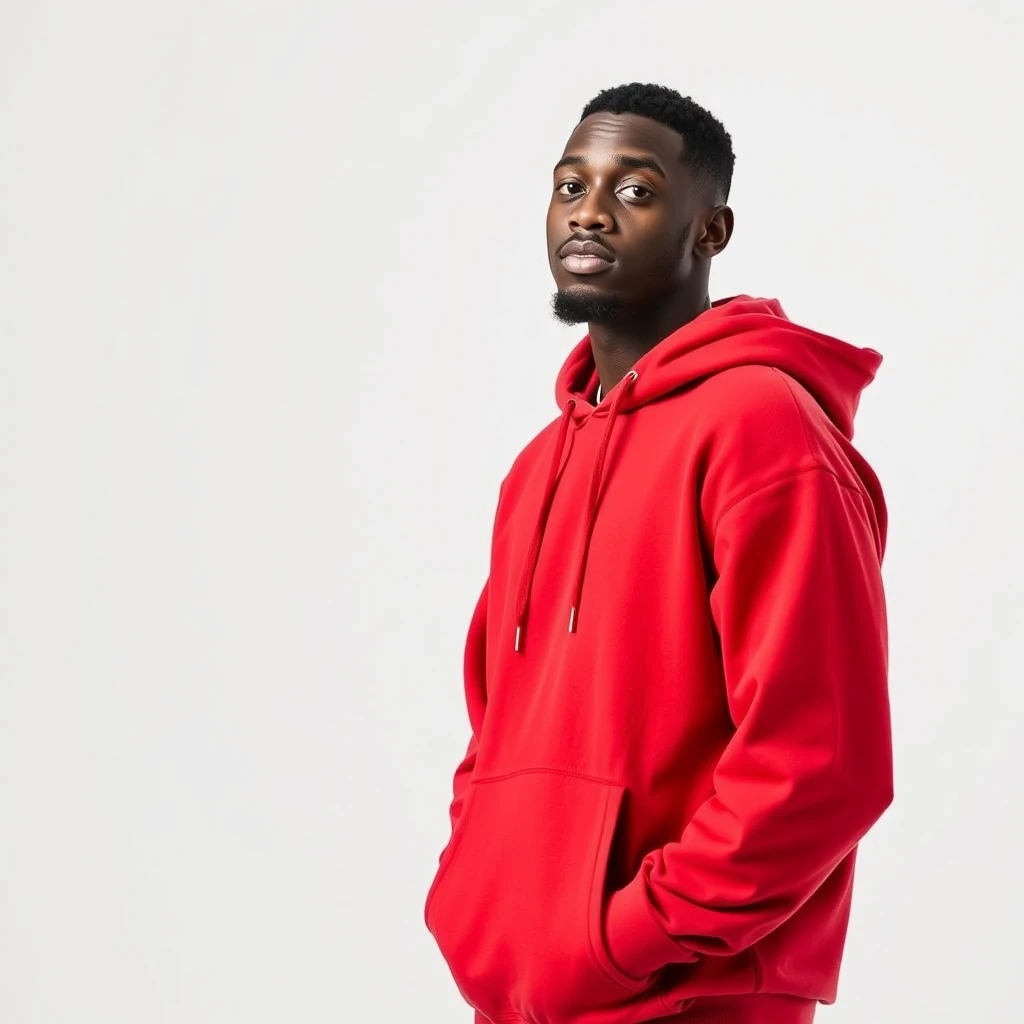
[590,292,712,397]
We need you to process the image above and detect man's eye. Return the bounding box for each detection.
[557,182,584,195]
[619,184,651,200]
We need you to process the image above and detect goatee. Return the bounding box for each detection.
[551,289,625,326]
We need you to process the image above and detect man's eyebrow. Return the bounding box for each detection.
[553,153,668,178]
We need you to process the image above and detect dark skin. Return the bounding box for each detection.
[547,112,735,395]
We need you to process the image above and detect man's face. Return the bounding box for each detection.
[546,112,707,322]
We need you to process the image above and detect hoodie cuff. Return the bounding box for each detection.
[604,874,697,981]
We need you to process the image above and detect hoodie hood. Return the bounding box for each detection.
[556,295,881,440]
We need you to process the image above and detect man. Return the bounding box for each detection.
[424,83,893,1024]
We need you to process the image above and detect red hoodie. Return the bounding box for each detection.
[424,296,893,1024]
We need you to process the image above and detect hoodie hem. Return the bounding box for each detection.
[472,996,816,1023]
[664,994,816,1022]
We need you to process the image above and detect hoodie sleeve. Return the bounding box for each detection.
[444,580,489,838]
[443,479,506,845]
[604,466,893,978]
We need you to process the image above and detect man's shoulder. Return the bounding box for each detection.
[691,364,814,430]
[688,364,854,465]
[691,366,874,525]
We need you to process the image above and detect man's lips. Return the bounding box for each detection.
[558,238,615,275]
[558,238,614,260]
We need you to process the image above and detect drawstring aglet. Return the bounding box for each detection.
[514,623,523,652]
[568,607,578,634]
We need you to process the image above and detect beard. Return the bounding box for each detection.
[551,221,693,327]
[550,288,625,326]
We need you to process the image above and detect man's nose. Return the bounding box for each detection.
[568,196,613,233]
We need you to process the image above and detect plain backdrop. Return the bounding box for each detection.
[1,1,1022,1022]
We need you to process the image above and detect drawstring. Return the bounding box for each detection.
[568,370,636,634]
[513,400,575,652]
[513,370,638,652]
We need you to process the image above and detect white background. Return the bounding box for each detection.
[1,1,1021,1021]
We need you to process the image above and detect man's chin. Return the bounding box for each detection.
[551,287,625,326]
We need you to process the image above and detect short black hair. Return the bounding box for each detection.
[580,83,735,201]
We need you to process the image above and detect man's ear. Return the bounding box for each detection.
[694,205,734,259]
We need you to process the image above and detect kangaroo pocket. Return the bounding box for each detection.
[425,770,660,1023]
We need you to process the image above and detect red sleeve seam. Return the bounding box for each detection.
[712,466,868,532]
[772,368,821,466]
